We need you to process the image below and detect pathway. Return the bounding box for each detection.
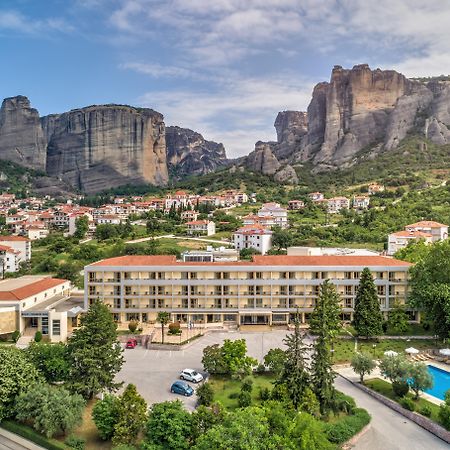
[335,376,448,450]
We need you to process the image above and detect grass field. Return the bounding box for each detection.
[209,374,276,410]
[365,378,442,424]
[333,338,435,364]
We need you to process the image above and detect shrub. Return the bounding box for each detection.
[196,383,214,407]
[228,392,239,399]
[241,377,253,393]
[400,398,415,411]
[333,391,356,414]
[128,321,138,333]
[65,434,85,449]
[92,394,120,440]
[254,363,266,374]
[325,408,371,444]
[34,331,42,343]
[238,390,252,408]
[259,387,271,401]
[382,321,388,333]
[168,322,181,335]
[12,330,21,343]
[392,381,409,397]
[419,405,432,417]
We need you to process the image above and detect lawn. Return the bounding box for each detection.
[209,373,276,410]
[365,378,442,425]
[332,338,435,364]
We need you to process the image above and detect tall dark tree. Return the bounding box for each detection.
[353,268,383,338]
[310,280,341,414]
[276,313,310,410]
[67,300,124,398]
[74,215,89,239]
[157,311,171,344]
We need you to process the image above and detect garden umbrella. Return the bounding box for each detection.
[439,348,450,356]
[405,347,419,354]
[383,350,398,357]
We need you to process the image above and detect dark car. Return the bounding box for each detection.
[170,380,194,397]
[125,338,137,349]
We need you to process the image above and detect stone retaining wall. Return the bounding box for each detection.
[340,375,450,444]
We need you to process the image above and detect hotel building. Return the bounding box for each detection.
[84,255,413,327]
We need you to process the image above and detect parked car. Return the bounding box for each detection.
[125,338,138,349]
[170,380,194,397]
[180,369,204,383]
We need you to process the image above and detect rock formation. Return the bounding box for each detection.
[245,141,281,175]
[0,96,47,171]
[44,105,168,193]
[0,97,228,193]
[246,64,450,178]
[166,126,227,178]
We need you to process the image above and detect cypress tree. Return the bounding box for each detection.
[353,267,383,338]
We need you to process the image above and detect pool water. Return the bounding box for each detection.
[425,365,450,401]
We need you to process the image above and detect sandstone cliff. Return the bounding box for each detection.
[0,96,47,171]
[166,126,227,178]
[247,64,450,177]
[44,105,168,193]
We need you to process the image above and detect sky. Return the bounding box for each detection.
[0,0,449,158]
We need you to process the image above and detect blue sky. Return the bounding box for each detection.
[0,0,448,158]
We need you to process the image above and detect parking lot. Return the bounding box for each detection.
[116,330,293,409]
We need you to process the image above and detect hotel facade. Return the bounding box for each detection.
[84,255,413,327]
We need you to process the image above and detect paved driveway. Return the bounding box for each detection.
[117,330,289,410]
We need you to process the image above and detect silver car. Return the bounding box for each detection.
[180,368,204,383]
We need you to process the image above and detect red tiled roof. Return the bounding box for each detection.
[89,254,411,267]
[391,231,432,238]
[0,236,30,242]
[0,278,68,301]
[406,221,448,228]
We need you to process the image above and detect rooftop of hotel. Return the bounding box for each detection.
[89,254,412,267]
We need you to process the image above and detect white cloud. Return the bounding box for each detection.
[0,9,74,34]
[138,75,314,158]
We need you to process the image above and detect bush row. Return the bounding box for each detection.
[325,408,371,444]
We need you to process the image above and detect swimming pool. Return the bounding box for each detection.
[425,365,450,401]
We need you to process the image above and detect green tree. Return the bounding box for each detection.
[74,216,89,239]
[276,314,310,410]
[196,382,214,407]
[201,344,227,374]
[14,383,85,438]
[145,400,192,450]
[408,362,433,400]
[92,394,120,440]
[290,413,334,450]
[263,348,287,375]
[191,403,225,442]
[56,261,82,284]
[67,300,124,399]
[299,387,321,417]
[26,342,70,383]
[379,354,410,396]
[271,226,293,251]
[112,384,147,447]
[387,301,409,333]
[439,390,450,430]
[409,240,450,339]
[0,347,42,420]
[157,311,170,344]
[351,352,376,383]
[353,268,383,338]
[221,339,257,378]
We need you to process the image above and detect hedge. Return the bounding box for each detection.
[325,408,371,444]
[0,420,67,449]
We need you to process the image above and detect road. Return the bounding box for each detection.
[335,376,449,450]
[0,427,45,450]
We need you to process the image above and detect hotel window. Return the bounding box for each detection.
[280,272,288,279]
[114,299,120,308]
[345,286,352,295]
[353,272,360,279]
[158,299,164,308]
[344,272,352,280]
[377,272,384,279]
[223,272,230,280]
[313,272,320,279]
[215,272,222,280]
[113,314,120,322]
[377,286,385,296]
[190,272,197,280]
[42,317,49,335]
[158,272,165,280]
[248,272,254,279]
[52,320,61,336]
[256,272,262,279]
[289,272,296,279]
[345,299,352,308]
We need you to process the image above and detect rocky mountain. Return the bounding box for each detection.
[166,126,227,178]
[246,64,450,179]
[0,97,227,193]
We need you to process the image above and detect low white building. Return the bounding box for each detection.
[181,210,199,222]
[368,184,385,195]
[186,220,216,236]
[405,221,448,242]
[353,196,370,209]
[96,215,122,225]
[257,203,288,228]
[308,192,324,202]
[288,200,305,210]
[327,197,350,214]
[233,224,272,255]
[0,236,31,263]
[387,230,433,255]
[0,244,20,274]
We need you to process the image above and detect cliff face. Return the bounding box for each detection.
[0,96,47,171]
[166,126,227,178]
[248,64,450,176]
[44,105,168,193]
[0,97,229,193]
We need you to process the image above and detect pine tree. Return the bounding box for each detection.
[310,280,341,414]
[67,300,124,399]
[277,312,310,410]
[353,268,383,338]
